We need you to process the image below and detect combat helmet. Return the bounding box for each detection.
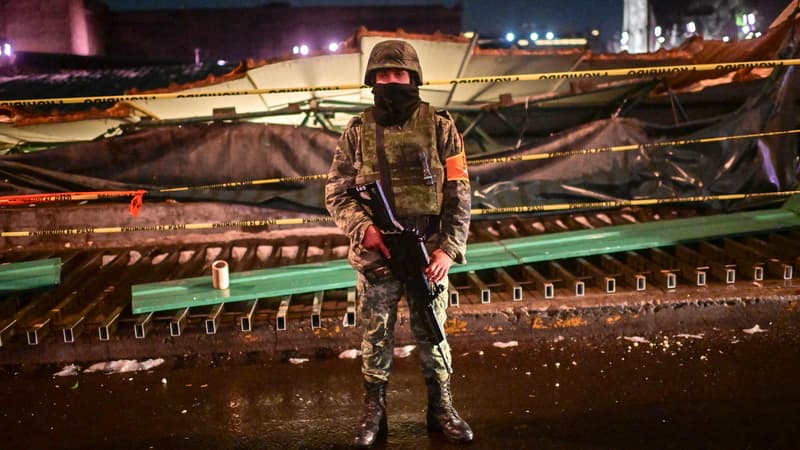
[364,40,423,86]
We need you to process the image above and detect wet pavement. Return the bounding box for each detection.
[2,307,800,450]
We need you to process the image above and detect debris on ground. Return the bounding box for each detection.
[393,345,416,358]
[493,340,519,349]
[338,349,361,359]
[743,324,767,334]
[676,333,705,339]
[53,364,80,377]
[83,358,165,374]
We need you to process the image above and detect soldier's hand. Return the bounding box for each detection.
[425,249,452,283]
[362,224,391,259]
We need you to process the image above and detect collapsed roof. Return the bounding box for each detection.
[1,10,798,151]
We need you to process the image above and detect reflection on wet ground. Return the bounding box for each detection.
[2,321,800,450]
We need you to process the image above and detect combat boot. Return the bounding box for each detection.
[354,381,388,448]
[426,376,474,443]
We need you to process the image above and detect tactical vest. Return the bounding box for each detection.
[357,103,444,218]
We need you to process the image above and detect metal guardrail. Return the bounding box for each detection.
[131,197,800,314]
[0,258,60,295]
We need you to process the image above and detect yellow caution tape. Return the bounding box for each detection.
[158,174,328,193]
[470,190,800,215]
[469,129,800,165]
[0,216,332,238]
[2,190,798,238]
[162,128,800,192]
[1,59,796,107]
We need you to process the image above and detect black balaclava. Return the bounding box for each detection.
[372,83,421,126]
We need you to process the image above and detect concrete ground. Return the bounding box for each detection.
[1,297,799,450]
[3,202,800,448]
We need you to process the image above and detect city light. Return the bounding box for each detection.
[300,44,309,56]
[505,32,515,42]
[328,42,339,52]
[530,32,539,41]
[292,45,300,55]
[545,31,554,40]
[742,25,751,34]
[534,38,587,46]
[591,29,600,37]
[517,39,529,47]
[462,31,475,38]
[747,13,756,25]
[654,26,662,37]
[722,36,730,42]
[686,21,696,33]
[620,31,629,45]
[2,42,11,57]
[216,59,226,66]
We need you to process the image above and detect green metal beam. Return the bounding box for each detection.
[132,259,356,314]
[0,258,61,295]
[498,206,800,265]
[132,199,800,314]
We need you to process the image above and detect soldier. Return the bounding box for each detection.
[325,39,473,447]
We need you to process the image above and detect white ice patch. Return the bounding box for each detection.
[393,345,416,358]
[53,364,80,377]
[743,324,767,334]
[338,349,362,359]
[623,336,650,344]
[83,358,165,374]
[492,340,519,349]
[289,358,309,365]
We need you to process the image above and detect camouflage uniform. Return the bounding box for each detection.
[327,40,473,447]
[325,102,471,384]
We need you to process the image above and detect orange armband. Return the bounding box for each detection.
[446,151,469,182]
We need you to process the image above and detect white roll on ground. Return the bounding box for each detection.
[212,260,229,289]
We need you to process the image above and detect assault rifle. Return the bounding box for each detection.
[347,181,452,373]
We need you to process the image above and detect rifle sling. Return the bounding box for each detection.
[374,124,397,214]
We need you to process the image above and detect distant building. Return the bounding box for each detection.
[0,0,108,58]
[0,0,461,66]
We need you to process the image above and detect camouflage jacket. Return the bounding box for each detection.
[325,107,471,275]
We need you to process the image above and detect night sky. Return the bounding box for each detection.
[102,0,625,35]
[102,0,792,39]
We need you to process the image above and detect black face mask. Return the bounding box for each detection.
[372,83,421,126]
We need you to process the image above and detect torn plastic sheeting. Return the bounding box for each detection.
[0,69,797,215]
[0,122,338,211]
[470,65,799,213]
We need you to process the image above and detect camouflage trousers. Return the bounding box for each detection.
[356,272,452,384]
